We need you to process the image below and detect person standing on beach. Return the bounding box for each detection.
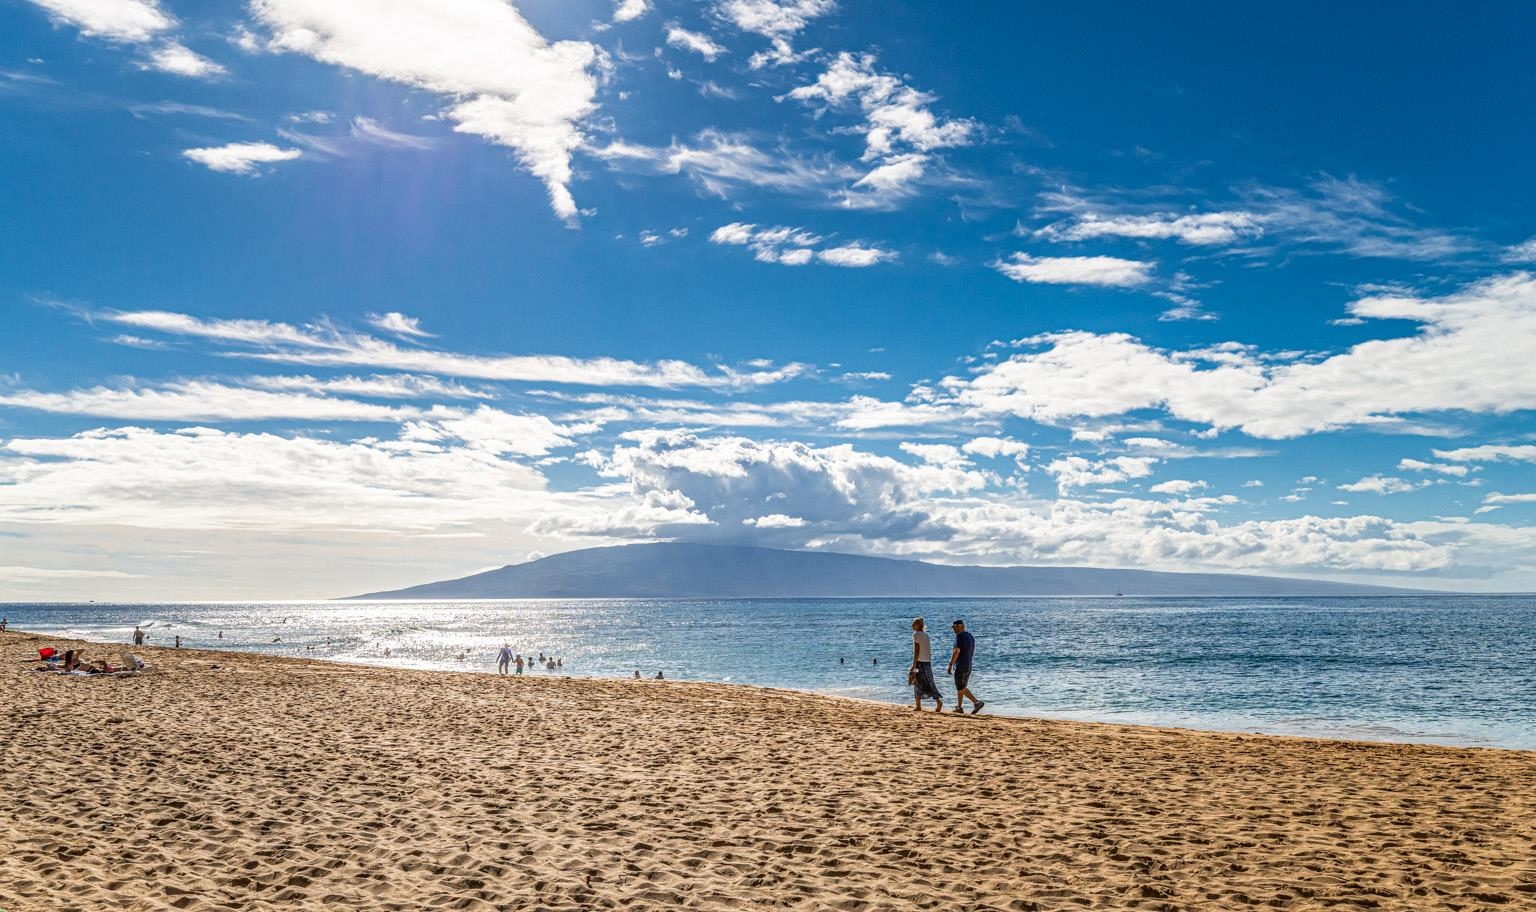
[174,635,182,649]
[132,626,144,646]
[946,619,985,715]
[909,618,944,712]
[497,643,513,675]
[515,654,525,675]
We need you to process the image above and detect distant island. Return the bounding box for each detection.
[346,543,1417,599]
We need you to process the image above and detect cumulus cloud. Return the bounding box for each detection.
[991,253,1154,287]
[1045,455,1158,492]
[181,141,301,174]
[1397,457,1471,477]
[960,437,1029,464]
[816,243,897,267]
[581,431,988,542]
[24,0,223,77]
[946,273,1536,439]
[611,0,650,23]
[1337,475,1424,495]
[787,52,972,206]
[144,42,226,77]
[249,0,601,221]
[1149,479,1206,495]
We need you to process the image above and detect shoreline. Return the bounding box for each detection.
[6,628,1536,910]
[6,626,1529,752]
[3,625,1529,754]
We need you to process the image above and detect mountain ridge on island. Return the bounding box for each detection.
[345,542,1421,599]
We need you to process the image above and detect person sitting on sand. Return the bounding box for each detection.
[62,649,84,672]
[634,670,641,679]
[655,671,664,680]
[909,617,944,713]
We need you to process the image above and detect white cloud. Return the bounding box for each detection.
[713,0,833,68]
[27,0,172,42]
[581,431,988,541]
[898,442,968,468]
[350,116,439,150]
[787,52,971,206]
[960,436,1029,463]
[713,0,832,37]
[1046,455,1158,493]
[1432,444,1536,464]
[98,308,799,390]
[1397,458,1470,477]
[1149,479,1206,495]
[594,129,854,201]
[1503,237,1536,263]
[709,223,893,268]
[947,273,1536,439]
[817,243,897,268]
[241,374,489,400]
[416,405,578,457]
[0,426,553,530]
[144,42,225,77]
[181,141,301,174]
[612,0,650,23]
[24,0,225,78]
[250,0,601,222]
[1337,475,1424,495]
[1484,492,1536,506]
[665,25,725,60]
[992,253,1154,287]
[367,312,433,338]
[1036,210,1263,246]
[0,380,439,422]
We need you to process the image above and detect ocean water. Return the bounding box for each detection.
[4,596,1534,749]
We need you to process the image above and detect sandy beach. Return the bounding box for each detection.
[3,629,1534,912]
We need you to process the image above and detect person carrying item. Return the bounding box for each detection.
[909,618,943,713]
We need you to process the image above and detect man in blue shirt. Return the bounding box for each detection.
[946,619,984,714]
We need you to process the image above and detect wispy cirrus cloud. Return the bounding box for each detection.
[665,24,726,60]
[95,309,806,390]
[593,129,855,202]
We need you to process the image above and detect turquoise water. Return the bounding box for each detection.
[5,596,1534,749]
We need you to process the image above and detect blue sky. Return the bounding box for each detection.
[2,0,1535,598]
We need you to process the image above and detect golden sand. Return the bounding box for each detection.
[2,629,1534,911]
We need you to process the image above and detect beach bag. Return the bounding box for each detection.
[38,647,57,660]
[906,667,917,686]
